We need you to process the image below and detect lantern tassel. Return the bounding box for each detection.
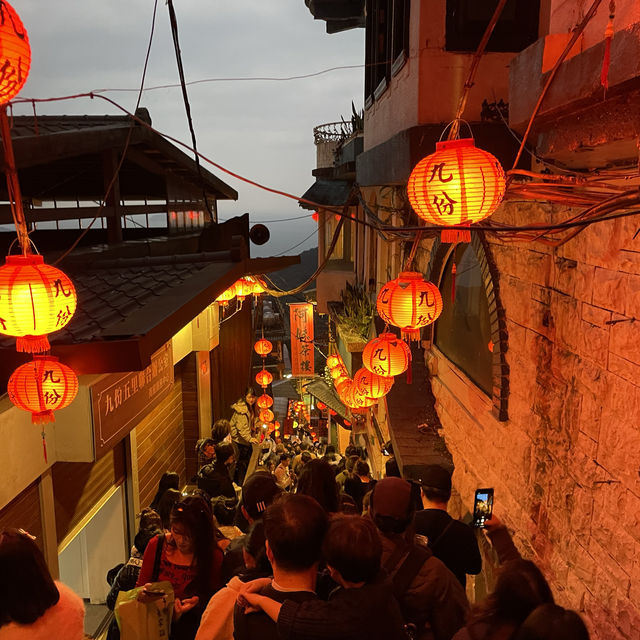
[441,228,471,244]
[451,261,457,304]
[601,2,615,90]
[41,430,48,463]
[16,335,51,354]
[32,410,55,425]
[406,344,413,385]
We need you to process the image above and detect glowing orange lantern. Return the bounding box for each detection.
[234,278,254,300]
[215,287,235,307]
[255,369,273,388]
[336,378,352,398]
[341,382,376,410]
[0,2,31,104]
[259,408,274,423]
[8,356,78,424]
[316,401,326,411]
[312,212,319,222]
[354,367,394,399]
[377,272,443,340]
[329,409,337,416]
[311,431,316,437]
[254,339,273,357]
[407,138,505,243]
[257,394,273,409]
[363,333,411,377]
[326,354,340,369]
[330,364,348,380]
[274,430,280,437]
[247,276,266,296]
[0,255,77,353]
[274,421,280,429]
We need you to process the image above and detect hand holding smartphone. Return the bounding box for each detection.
[472,488,494,528]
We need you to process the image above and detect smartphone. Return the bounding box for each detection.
[142,588,166,597]
[472,488,494,528]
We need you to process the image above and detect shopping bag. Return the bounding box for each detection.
[115,581,174,640]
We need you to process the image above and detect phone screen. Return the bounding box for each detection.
[473,488,494,528]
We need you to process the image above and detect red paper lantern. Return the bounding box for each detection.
[259,408,274,423]
[247,276,266,296]
[0,255,77,353]
[257,394,273,409]
[316,401,326,411]
[354,367,394,399]
[8,356,78,423]
[330,364,348,380]
[215,287,235,306]
[254,339,273,357]
[363,333,411,377]
[326,354,340,369]
[377,272,443,340]
[342,382,376,410]
[255,369,273,388]
[312,212,319,222]
[407,138,505,243]
[0,2,30,104]
[274,429,280,437]
[329,409,337,416]
[234,278,254,300]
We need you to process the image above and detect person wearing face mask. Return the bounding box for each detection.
[137,496,224,640]
[230,387,260,485]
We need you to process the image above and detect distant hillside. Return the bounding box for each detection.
[268,247,318,291]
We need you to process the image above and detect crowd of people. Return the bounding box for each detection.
[0,389,592,640]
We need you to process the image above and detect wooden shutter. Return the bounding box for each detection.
[0,481,44,551]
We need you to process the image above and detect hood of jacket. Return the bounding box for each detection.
[231,400,250,414]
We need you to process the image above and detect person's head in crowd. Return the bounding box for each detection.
[354,460,371,480]
[345,455,360,475]
[345,445,357,458]
[0,529,60,627]
[242,471,283,523]
[244,386,257,406]
[157,487,182,530]
[199,438,216,462]
[296,458,339,513]
[241,521,272,579]
[278,453,291,467]
[469,560,554,633]
[134,508,163,554]
[514,604,589,640]
[170,496,219,598]
[300,451,312,466]
[370,477,416,536]
[419,464,452,507]
[324,445,336,456]
[211,419,231,444]
[275,443,285,455]
[150,471,180,509]
[384,441,394,457]
[263,494,329,575]
[322,515,382,587]
[215,443,235,468]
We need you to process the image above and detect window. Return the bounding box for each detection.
[434,243,492,395]
[365,0,410,104]
[326,216,352,263]
[445,0,540,53]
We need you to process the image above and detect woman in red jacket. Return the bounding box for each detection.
[137,495,223,640]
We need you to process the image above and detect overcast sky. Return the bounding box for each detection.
[15,0,364,257]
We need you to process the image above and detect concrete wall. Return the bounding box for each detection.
[549,0,640,49]
[427,201,640,640]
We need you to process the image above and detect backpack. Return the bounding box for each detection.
[385,544,433,640]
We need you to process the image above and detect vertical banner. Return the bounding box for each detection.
[290,303,314,376]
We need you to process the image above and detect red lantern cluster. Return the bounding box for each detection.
[377,272,442,340]
[363,333,411,377]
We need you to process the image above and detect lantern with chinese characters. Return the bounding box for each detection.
[342,383,376,410]
[354,367,394,399]
[259,408,274,423]
[8,356,78,424]
[234,278,254,301]
[377,272,443,340]
[215,287,235,307]
[0,2,31,104]
[255,369,273,388]
[254,339,273,357]
[247,276,266,296]
[257,393,273,409]
[330,364,348,380]
[407,138,506,243]
[363,333,411,377]
[336,378,352,398]
[0,255,77,353]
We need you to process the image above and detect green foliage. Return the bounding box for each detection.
[336,282,373,341]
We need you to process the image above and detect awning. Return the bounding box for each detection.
[304,379,350,428]
[298,179,354,211]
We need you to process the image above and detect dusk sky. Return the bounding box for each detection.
[15,1,364,257]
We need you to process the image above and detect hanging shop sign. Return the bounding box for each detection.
[91,342,173,457]
[290,303,314,376]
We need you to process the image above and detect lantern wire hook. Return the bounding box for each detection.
[440,119,474,142]
[6,235,40,256]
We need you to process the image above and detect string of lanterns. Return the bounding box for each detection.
[0,3,79,443]
[216,275,267,308]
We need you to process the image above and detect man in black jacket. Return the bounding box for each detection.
[413,465,481,587]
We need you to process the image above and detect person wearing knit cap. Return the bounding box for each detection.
[370,477,469,640]
[414,465,481,587]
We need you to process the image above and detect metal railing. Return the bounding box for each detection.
[313,121,354,145]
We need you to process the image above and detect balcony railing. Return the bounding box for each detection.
[313,121,354,145]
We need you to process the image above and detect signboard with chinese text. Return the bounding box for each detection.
[91,342,174,457]
[290,303,314,377]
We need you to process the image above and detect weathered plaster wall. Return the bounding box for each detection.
[428,202,640,639]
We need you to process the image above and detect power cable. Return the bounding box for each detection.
[166,0,215,222]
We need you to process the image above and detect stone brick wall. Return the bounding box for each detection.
[426,202,640,639]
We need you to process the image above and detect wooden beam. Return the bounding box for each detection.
[103,149,123,243]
